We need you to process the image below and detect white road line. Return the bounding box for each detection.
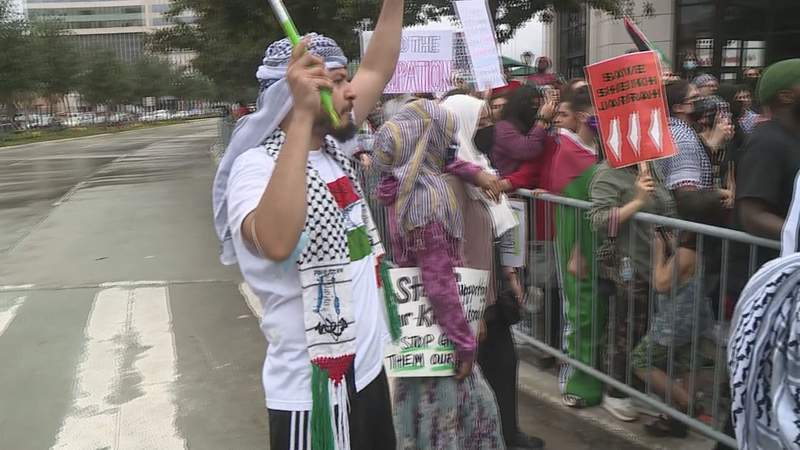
[115,287,185,449]
[52,287,186,450]
[0,284,35,293]
[238,283,262,319]
[98,280,167,288]
[0,296,25,336]
[53,288,128,449]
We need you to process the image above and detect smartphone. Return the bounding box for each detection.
[718,101,731,121]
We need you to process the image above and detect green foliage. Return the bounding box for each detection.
[79,51,134,107]
[0,0,37,109]
[175,73,218,101]
[149,0,647,101]
[30,19,80,104]
[130,55,176,100]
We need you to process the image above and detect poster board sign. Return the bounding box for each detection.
[499,199,527,268]
[384,267,488,377]
[362,29,454,94]
[453,0,505,91]
[584,51,676,168]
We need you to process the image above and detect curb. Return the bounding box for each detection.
[516,357,717,450]
[1,118,217,149]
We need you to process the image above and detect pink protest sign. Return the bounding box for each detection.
[362,29,454,94]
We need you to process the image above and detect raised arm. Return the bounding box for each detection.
[351,0,404,126]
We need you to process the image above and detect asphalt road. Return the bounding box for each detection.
[0,120,638,450]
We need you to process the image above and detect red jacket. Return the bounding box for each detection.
[502,135,558,241]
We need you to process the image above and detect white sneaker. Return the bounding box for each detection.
[602,395,639,422]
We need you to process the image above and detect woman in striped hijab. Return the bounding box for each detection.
[728,173,800,450]
[373,99,506,450]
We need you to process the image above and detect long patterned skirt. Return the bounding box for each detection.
[393,366,506,450]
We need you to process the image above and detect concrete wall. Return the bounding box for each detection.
[587,0,675,67]
[543,0,678,73]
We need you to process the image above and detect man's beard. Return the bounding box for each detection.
[316,111,359,142]
[329,121,358,142]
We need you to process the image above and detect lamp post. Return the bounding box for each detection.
[521,51,534,66]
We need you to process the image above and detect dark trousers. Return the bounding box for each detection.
[268,370,395,450]
[478,319,519,444]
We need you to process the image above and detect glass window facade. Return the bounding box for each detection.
[558,6,587,79]
[28,5,144,29]
[676,0,800,81]
[70,33,146,63]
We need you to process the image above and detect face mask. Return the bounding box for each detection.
[690,98,709,123]
[586,115,600,135]
[684,60,697,71]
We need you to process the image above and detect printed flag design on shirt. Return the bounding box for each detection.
[327,176,371,261]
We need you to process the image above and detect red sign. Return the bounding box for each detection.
[585,51,676,168]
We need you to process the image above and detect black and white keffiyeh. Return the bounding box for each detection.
[729,173,800,450]
[655,117,713,190]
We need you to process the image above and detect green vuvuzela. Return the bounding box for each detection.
[267,0,341,128]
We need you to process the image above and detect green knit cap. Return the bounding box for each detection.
[758,58,800,105]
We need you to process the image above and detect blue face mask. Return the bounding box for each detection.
[684,60,698,71]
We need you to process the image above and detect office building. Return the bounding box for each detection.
[23,0,196,64]
[542,0,800,82]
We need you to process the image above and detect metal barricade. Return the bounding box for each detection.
[510,189,778,449]
[214,118,771,447]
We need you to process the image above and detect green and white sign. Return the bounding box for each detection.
[384,267,488,377]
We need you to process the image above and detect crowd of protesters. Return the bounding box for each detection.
[214,2,799,444]
[348,55,800,446]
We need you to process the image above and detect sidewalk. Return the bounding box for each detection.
[517,346,720,450]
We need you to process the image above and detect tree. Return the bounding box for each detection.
[30,19,81,114]
[175,73,217,102]
[150,0,647,101]
[79,51,134,110]
[0,0,37,120]
[130,55,177,102]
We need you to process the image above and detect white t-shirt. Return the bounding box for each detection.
[226,145,389,412]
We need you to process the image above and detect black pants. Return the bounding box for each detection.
[478,319,519,444]
[268,370,395,450]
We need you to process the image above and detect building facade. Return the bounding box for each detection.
[542,0,800,82]
[23,0,195,64]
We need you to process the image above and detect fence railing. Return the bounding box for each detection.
[217,118,770,448]
[505,190,777,449]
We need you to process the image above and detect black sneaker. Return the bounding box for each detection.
[509,432,545,450]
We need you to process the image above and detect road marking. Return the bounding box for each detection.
[53,288,128,449]
[99,280,167,288]
[238,283,262,319]
[0,296,25,336]
[0,279,239,293]
[52,287,186,450]
[115,287,184,449]
[0,284,35,292]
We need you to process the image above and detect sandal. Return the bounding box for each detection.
[562,394,586,409]
[644,414,688,438]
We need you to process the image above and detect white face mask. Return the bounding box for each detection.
[684,60,698,71]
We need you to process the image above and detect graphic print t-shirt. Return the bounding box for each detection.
[226,145,388,411]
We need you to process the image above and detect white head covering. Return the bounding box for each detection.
[781,172,800,257]
[212,34,348,265]
[440,94,518,237]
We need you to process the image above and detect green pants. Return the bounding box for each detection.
[555,182,607,406]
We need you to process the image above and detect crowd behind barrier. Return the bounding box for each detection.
[353,159,777,448]
[218,114,775,449]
